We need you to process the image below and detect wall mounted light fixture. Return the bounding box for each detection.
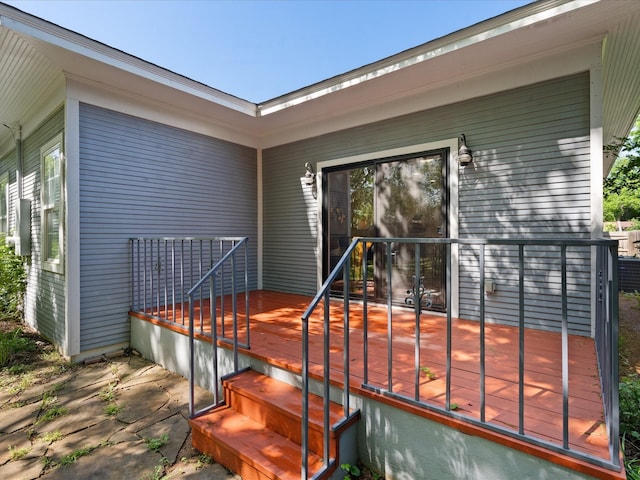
[303,162,317,198]
[303,162,316,185]
[458,134,473,165]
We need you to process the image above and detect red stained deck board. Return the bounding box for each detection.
[136,290,615,475]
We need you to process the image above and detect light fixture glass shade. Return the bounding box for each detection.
[458,134,473,165]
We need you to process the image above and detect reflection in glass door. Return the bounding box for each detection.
[324,150,447,311]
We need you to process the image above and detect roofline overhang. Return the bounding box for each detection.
[0,5,258,117]
[0,0,600,120]
[257,0,598,116]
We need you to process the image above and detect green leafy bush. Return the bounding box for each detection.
[0,328,32,367]
[620,374,640,439]
[0,236,26,321]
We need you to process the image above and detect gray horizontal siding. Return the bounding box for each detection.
[79,104,258,352]
[20,108,66,345]
[263,73,593,334]
[458,244,592,334]
[0,151,15,233]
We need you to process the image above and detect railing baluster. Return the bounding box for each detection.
[414,244,421,402]
[156,239,160,319]
[480,244,486,422]
[231,247,238,371]
[561,245,569,449]
[445,241,452,411]
[199,240,204,332]
[244,240,250,347]
[190,239,194,326]
[211,273,219,406]
[188,293,195,417]
[609,245,620,467]
[344,251,351,418]
[171,240,176,323]
[386,241,393,393]
[220,240,226,338]
[143,239,147,314]
[164,239,168,321]
[518,244,525,435]
[181,240,185,324]
[363,241,369,386]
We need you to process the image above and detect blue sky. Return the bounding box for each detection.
[5,0,531,103]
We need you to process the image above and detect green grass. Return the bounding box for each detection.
[99,383,117,402]
[8,445,30,460]
[144,434,169,453]
[38,405,68,423]
[104,403,123,416]
[58,446,96,466]
[42,430,64,443]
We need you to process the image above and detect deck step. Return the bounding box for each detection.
[189,369,360,480]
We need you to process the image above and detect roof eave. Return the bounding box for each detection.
[0,5,257,117]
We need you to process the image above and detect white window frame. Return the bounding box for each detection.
[40,133,64,274]
[0,172,8,235]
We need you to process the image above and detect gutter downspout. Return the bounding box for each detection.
[16,125,22,199]
[2,123,22,198]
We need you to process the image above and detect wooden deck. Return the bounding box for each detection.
[134,290,620,478]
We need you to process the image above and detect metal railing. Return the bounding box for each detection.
[129,236,250,416]
[301,237,620,478]
[130,237,248,333]
[186,237,249,417]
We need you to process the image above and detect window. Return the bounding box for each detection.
[0,172,7,234]
[41,134,64,273]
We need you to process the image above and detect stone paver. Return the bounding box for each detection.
[0,353,239,480]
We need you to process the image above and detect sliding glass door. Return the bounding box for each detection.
[324,149,447,311]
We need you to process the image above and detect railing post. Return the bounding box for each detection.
[245,240,250,347]
[479,243,486,422]
[343,252,351,419]
[445,241,452,410]
[414,244,421,402]
[188,293,195,417]
[609,245,620,467]
[301,313,309,479]
[561,245,569,449]
[518,243,525,435]
[363,240,369,386]
[386,241,393,393]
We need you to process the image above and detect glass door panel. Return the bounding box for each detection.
[376,154,445,310]
[324,150,446,311]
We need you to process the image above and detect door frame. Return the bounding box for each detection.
[316,138,460,318]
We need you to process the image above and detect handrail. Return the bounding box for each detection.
[186,237,249,418]
[301,237,361,479]
[301,236,620,478]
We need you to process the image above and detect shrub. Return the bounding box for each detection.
[0,328,32,367]
[620,374,640,439]
[0,236,26,321]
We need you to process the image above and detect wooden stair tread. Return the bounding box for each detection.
[191,405,325,480]
[224,369,345,430]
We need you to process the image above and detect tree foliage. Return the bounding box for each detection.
[0,236,26,321]
[604,117,640,222]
